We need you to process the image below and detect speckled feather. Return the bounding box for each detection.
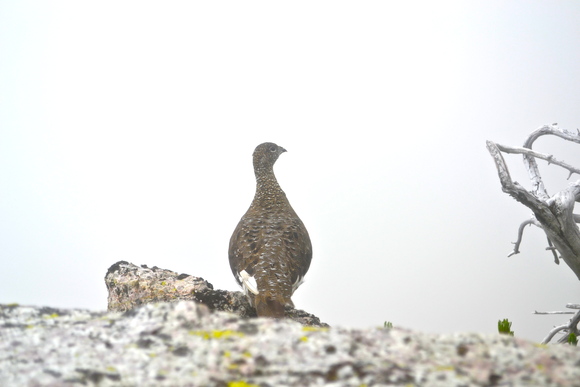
[229,142,312,318]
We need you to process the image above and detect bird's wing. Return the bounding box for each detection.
[228,216,266,285]
[281,217,313,293]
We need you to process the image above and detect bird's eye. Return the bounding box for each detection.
[269,146,277,152]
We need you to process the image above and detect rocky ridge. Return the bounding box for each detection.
[1,261,579,386]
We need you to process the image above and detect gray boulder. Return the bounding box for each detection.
[2,301,580,386]
[105,261,327,327]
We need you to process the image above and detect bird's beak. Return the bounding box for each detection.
[280,147,287,153]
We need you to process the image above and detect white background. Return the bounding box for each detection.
[1,1,579,341]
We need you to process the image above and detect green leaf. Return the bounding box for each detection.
[567,332,578,346]
[498,318,514,336]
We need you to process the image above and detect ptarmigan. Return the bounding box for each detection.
[228,142,312,318]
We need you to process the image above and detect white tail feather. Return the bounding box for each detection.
[240,270,259,295]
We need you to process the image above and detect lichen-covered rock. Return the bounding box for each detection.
[1,302,579,386]
[105,261,327,327]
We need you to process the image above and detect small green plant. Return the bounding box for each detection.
[567,332,578,346]
[498,319,514,336]
[384,321,393,329]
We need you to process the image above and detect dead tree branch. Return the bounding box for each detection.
[523,124,580,199]
[508,218,542,257]
[486,124,580,280]
[507,218,560,263]
[495,144,580,180]
[539,304,580,344]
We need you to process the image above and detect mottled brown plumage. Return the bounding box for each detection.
[229,142,312,318]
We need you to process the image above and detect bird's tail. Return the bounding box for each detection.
[254,293,288,318]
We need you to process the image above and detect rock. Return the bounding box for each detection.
[105,261,327,327]
[2,301,580,386]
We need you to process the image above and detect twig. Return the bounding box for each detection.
[534,311,574,315]
[546,237,560,264]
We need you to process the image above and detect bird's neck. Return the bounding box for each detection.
[252,169,288,207]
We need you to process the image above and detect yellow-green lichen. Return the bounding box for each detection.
[189,330,245,340]
[227,381,258,387]
[433,365,454,372]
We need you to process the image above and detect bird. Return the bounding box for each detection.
[228,142,313,318]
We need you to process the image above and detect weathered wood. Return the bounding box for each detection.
[486,124,580,280]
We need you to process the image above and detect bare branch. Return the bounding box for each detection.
[508,218,541,257]
[524,124,580,146]
[540,307,580,344]
[494,143,580,180]
[534,311,574,315]
[485,140,513,188]
[486,140,557,228]
[541,324,570,344]
[507,217,561,263]
[522,124,580,200]
[487,132,580,280]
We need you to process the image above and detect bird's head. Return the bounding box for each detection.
[253,142,287,173]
